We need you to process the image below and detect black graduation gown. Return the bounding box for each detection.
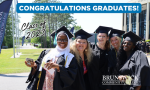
[84,53,100,90]
[141,43,146,52]
[108,48,118,75]
[26,49,78,90]
[64,56,86,90]
[66,52,100,90]
[107,48,123,90]
[146,45,149,53]
[119,50,150,90]
[84,56,92,90]
[90,43,109,90]
[136,43,141,50]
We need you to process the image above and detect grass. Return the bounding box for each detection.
[0,49,44,74]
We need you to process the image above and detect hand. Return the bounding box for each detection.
[45,61,60,70]
[135,86,141,90]
[25,61,37,69]
[118,75,127,81]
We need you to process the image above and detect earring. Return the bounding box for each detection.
[85,49,87,51]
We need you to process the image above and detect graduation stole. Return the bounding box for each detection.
[37,54,68,90]
[37,51,51,90]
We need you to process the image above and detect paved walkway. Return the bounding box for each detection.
[20,43,37,49]
[0,73,29,90]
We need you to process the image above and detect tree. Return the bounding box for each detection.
[30,0,77,48]
[74,25,82,32]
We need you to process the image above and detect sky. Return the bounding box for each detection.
[17,0,130,36]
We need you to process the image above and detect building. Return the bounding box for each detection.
[87,33,98,44]
[122,0,150,40]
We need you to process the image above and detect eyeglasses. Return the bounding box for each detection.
[57,39,68,42]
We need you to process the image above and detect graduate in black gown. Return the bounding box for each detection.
[108,29,125,90]
[90,26,112,90]
[136,41,141,50]
[118,31,150,90]
[146,42,150,55]
[141,40,146,53]
[25,26,78,90]
[69,29,99,90]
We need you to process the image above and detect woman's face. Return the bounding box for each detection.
[110,36,120,49]
[97,33,109,45]
[76,39,87,52]
[57,34,68,49]
[123,40,135,52]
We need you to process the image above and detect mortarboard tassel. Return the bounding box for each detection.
[54,32,57,46]
[73,33,75,40]
[121,34,124,43]
[95,32,96,45]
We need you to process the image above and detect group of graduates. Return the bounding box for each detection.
[137,40,150,54]
[25,26,150,90]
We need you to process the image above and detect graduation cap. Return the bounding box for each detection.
[109,29,125,39]
[123,31,142,45]
[94,26,112,35]
[75,29,92,39]
[50,26,73,39]
[93,26,112,44]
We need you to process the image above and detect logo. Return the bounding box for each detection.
[102,75,138,85]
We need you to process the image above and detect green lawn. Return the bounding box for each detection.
[0,49,44,74]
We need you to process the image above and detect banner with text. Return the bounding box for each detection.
[0,0,12,53]
[17,3,141,13]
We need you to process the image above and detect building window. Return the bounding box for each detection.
[126,13,129,32]
[139,10,146,39]
[127,24,129,32]
[131,13,136,34]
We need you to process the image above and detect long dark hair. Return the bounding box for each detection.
[117,40,140,69]
[105,34,110,51]
[105,40,110,51]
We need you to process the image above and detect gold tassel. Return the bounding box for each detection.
[37,71,42,90]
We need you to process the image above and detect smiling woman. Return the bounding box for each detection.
[118,31,150,90]
[57,33,68,49]
[69,29,100,90]
[25,26,78,90]
[90,26,112,90]
[107,28,125,90]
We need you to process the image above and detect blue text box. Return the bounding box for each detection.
[17,3,142,13]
